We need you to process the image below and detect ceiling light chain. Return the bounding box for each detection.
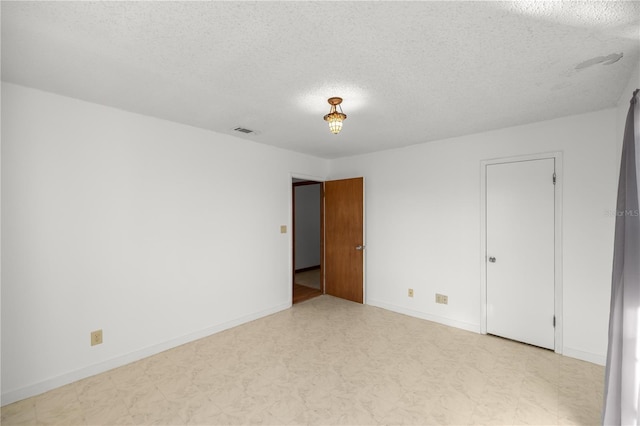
[323,97,347,134]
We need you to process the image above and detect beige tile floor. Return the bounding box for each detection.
[2,295,604,425]
[295,269,321,290]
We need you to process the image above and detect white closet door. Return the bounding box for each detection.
[486,158,555,349]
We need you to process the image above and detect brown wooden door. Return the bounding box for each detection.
[324,177,364,303]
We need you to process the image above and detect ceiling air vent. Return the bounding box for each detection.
[234,127,254,134]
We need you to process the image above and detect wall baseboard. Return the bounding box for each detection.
[3,299,606,406]
[367,299,607,367]
[295,265,320,273]
[367,298,481,334]
[562,346,606,366]
[1,302,291,406]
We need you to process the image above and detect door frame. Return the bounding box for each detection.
[290,173,326,305]
[479,152,564,354]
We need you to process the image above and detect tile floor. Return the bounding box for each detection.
[293,268,322,304]
[2,295,604,425]
[294,268,321,290]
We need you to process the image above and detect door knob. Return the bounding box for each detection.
[356,245,365,251]
[488,256,496,263]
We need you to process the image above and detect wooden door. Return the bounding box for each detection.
[486,159,555,349]
[324,177,364,303]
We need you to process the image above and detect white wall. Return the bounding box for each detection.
[3,66,637,404]
[0,83,329,404]
[294,183,321,270]
[330,108,619,365]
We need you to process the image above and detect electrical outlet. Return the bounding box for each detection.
[408,288,414,298]
[435,294,448,305]
[91,330,103,346]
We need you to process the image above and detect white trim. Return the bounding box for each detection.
[362,177,366,305]
[479,152,564,355]
[1,302,290,406]
[290,173,327,183]
[368,299,481,334]
[563,347,606,366]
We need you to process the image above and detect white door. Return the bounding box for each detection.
[486,158,555,349]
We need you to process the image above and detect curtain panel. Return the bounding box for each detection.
[603,88,640,426]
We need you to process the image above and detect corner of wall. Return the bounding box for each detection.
[618,62,639,106]
[614,60,640,173]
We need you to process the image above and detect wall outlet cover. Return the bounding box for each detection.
[436,294,448,305]
[91,330,103,346]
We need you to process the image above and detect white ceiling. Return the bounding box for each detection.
[2,1,639,159]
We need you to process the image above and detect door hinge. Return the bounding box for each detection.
[552,173,557,185]
[553,316,556,327]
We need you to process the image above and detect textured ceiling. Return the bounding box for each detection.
[2,1,639,159]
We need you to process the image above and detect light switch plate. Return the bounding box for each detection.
[280,225,287,234]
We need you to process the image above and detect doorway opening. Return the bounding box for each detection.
[292,179,323,304]
[290,175,365,305]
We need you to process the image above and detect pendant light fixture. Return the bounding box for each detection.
[323,97,347,134]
